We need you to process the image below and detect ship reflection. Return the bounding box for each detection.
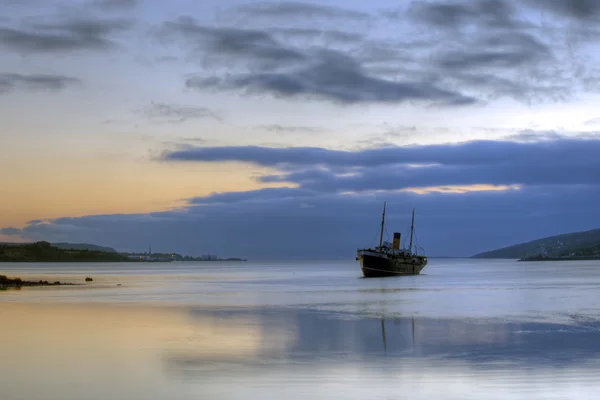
[164,308,600,380]
[380,317,416,353]
[381,319,386,352]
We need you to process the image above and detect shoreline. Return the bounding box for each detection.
[0,259,248,263]
[0,274,80,289]
[519,257,600,262]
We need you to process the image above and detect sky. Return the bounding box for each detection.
[1,0,600,259]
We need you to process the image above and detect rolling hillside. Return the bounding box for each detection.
[0,241,129,262]
[0,242,117,253]
[471,229,600,259]
[51,242,117,253]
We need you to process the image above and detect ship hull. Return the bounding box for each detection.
[357,251,427,278]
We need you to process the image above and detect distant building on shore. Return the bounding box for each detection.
[120,251,245,262]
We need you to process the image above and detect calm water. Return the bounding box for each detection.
[1,259,600,399]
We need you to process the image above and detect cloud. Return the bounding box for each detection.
[259,124,325,134]
[140,102,222,123]
[407,0,523,30]
[156,0,594,106]
[0,227,21,236]
[91,0,138,11]
[501,130,600,142]
[159,16,475,106]
[424,25,565,102]
[228,2,372,21]
[161,135,596,168]
[159,17,306,70]
[526,0,600,20]
[0,73,80,94]
[0,15,132,53]
[436,32,551,70]
[267,27,364,44]
[4,184,600,259]
[188,187,316,205]
[185,47,476,106]
[0,0,39,7]
[162,136,600,192]
[5,134,600,258]
[584,118,600,126]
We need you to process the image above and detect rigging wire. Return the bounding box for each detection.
[404,220,412,249]
[369,220,382,248]
[412,229,426,256]
[413,231,420,255]
[367,204,389,248]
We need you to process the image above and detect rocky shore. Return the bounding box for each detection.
[0,275,77,289]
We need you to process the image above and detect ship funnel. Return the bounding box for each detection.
[392,232,401,250]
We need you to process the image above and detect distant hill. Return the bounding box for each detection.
[0,241,130,262]
[51,242,117,253]
[472,229,600,259]
[0,242,117,253]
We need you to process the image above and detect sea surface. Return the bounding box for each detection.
[1,259,600,399]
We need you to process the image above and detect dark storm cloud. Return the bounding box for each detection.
[257,159,598,192]
[229,2,372,21]
[163,137,600,191]
[0,73,80,94]
[162,136,597,168]
[0,15,132,53]
[6,133,600,258]
[140,102,221,122]
[4,185,600,258]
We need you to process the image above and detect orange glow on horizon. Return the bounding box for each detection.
[0,157,287,228]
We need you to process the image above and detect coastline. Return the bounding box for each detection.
[0,274,79,289]
[519,256,600,262]
[1,241,247,263]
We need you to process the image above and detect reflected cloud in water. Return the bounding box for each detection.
[165,308,600,376]
[2,303,600,399]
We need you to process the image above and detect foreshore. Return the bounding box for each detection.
[0,274,78,289]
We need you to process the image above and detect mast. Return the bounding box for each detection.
[378,201,386,251]
[409,208,415,253]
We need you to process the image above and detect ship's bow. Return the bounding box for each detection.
[357,250,396,277]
